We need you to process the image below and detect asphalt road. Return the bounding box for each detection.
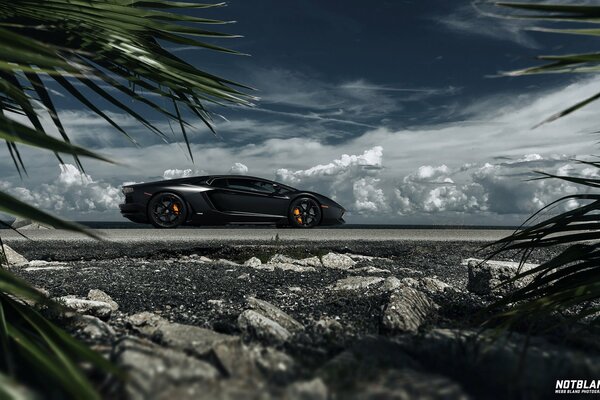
[1,228,514,243]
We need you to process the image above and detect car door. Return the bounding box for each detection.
[207,178,289,218]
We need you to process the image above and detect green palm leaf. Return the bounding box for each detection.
[0,1,253,398]
[481,3,600,332]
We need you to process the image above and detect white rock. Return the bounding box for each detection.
[380,277,403,293]
[420,277,452,294]
[1,245,28,267]
[244,257,263,268]
[217,259,240,267]
[466,258,539,296]
[275,263,316,273]
[296,256,322,268]
[247,297,304,333]
[74,315,116,340]
[321,253,356,270]
[352,266,391,274]
[382,286,438,333]
[88,289,119,311]
[399,277,453,295]
[127,312,239,357]
[28,260,64,267]
[56,296,113,319]
[346,253,390,262]
[268,254,296,264]
[330,276,385,292]
[238,310,292,344]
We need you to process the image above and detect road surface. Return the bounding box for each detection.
[1,228,514,243]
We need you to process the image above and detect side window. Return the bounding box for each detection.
[253,181,278,194]
[211,178,228,188]
[227,179,276,194]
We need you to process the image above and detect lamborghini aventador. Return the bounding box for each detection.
[119,175,346,228]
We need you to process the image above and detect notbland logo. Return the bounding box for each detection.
[555,380,600,395]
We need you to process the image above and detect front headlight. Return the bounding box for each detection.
[122,187,134,194]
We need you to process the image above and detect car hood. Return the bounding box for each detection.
[303,192,345,211]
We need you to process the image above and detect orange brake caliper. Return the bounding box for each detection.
[293,207,302,224]
[172,203,180,215]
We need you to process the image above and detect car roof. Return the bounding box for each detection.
[128,175,296,191]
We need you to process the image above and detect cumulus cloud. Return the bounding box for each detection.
[276,147,385,213]
[229,163,249,175]
[163,169,199,180]
[1,164,122,215]
[274,146,597,222]
[394,156,596,217]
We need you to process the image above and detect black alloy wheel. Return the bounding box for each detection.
[289,197,321,228]
[149,193,187,228]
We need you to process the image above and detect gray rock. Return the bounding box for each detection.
[275,263,316,273]
[400,277,419,287]
[330,276,385,292]
[314,317,344,337]
[56,296,113,320]
[268,254,296,264]
[352,266,391,274]
[72,315,116,340]
[1,245,28,267]
[217,259,241,267]
[127,312,239,357]
[284,378,328,400]
[406,329,600,399]
[115,337,220,400]
[400,277,453,296]
[238,310,292,344]
[211,339,296,384]
[355,369,468,400]
[87,289,119,311]
[382,286,437,333]
[248,297,304,333]
[250,345,297,382]
[380,277,403,293]
[296,256,322,268]
[321,252,356,270]
[396,267,424,276]
[420,277,452,294]
[466,258,538,296]
[244,257,263,268]
[268,254,321,269]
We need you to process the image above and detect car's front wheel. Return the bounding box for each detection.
[289,197,321,228]
[148,192,187,229]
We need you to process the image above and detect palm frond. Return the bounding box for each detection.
[485,168,600,329]
[495,2,600,126]
[0,2,253,398]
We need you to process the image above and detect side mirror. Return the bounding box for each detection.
[272,184,281,193]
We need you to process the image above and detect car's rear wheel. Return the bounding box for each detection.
[148,192,187,229]
[289,197,321,228]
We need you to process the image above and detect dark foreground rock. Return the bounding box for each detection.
[6,239,598,399]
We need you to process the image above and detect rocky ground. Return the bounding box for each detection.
[4,238,600,400]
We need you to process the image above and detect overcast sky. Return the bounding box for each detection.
[3,0,600,225]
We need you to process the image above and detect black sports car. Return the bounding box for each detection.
[119,175,346,228]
